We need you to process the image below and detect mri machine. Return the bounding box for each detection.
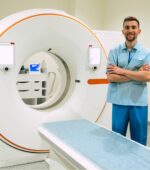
[1,9,150,170]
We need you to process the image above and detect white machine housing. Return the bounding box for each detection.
[0,9,116,167]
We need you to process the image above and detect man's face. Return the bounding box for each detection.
[122,21,141,42]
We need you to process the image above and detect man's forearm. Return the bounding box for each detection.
[123,70,150,81]
[107,73,130,83]
[107,65,150,82]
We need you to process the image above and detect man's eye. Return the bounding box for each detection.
[125,26,130,29]
[132,26,136,29]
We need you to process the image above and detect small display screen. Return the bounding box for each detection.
[0,43,14,65]
[29,64,41,74]
[89,47,101,66]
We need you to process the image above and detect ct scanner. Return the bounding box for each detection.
[1,9,150,170]
[0,8,109,168]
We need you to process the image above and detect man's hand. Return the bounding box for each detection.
[107,65,125,75]
[139,64,150,71]
[107,65,130,82]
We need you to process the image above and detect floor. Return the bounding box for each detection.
[0,161,49,170]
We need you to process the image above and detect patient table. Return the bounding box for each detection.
[39,119,150,170]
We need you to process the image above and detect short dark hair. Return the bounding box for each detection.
[123,16,140,27]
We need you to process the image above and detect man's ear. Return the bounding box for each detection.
[138,29,141,34]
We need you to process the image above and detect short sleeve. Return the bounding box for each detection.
[144,52,150,65]
[106,49,117,74]
[107,49,117,66]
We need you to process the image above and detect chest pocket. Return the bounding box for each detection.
[129,55,145,70]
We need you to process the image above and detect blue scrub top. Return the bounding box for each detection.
[107,43,150,106]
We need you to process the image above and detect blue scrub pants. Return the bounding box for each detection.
[112,104,148,145]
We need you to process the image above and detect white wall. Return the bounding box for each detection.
[71,0,103,29]
[0,0,71,19]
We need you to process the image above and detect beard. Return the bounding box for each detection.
[125,33,136,42]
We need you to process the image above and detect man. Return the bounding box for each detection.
[107,16,150,145]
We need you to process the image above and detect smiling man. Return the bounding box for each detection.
[106,16,150,145]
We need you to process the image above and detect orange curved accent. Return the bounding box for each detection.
[88,78,109,85]
[0,133,49,153]
[0,13,107,59]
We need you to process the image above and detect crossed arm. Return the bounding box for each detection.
[107,73,130,83]
[107,64,150,83]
